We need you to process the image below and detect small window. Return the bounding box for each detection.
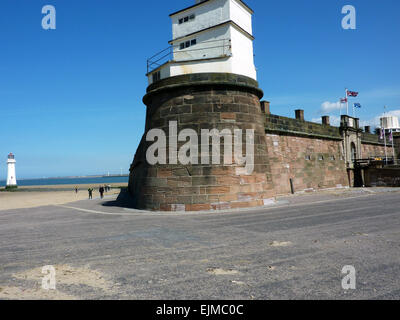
[305,155,311,161]
[330,155,336,161]
[318,155,324,161]
[152,71,161,83]
[179,14,195,25]
[179,39,196,50]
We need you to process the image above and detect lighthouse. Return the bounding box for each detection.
[6,153,17,189]
[147,0,257,84]
[129,0,274,211]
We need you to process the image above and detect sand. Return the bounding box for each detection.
[0,264,120,300]
[0,183,127,211]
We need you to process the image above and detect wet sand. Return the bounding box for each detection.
[0,183,127,211]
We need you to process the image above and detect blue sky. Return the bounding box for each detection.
[0,0,399,179]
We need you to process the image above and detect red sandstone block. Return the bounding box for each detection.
[212,203,231,210]
[219,193,239,202]
[157,168,173,178]
[206,166,232,176]
[206,186,231,195]
[221,113,236,120]
[160,204,172,211]
[217,176,241,185]
[186,203,212,211]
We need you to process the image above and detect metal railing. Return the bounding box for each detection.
[355,157,399,167]
[147,38,231,74]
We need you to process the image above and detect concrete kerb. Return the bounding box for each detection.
[54,187,400,217]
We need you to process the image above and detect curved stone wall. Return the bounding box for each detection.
[129,73,274,211]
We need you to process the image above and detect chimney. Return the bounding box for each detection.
[322,116,330,126]
[364,126,371,133]
[295,109,304,121]
[260,101,270,115]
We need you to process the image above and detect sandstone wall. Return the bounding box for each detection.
[129,73,275,211]
[265,134,348,194]
[264,114,348,194]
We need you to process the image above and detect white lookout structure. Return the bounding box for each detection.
[147,0,256,85]
[6,153,17,188]
[380,115,400,133]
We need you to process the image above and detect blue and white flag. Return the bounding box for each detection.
[354,103,362,108]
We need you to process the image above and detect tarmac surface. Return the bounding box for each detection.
[0,188,399,299]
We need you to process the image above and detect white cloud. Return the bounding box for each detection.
[320,101,343,113]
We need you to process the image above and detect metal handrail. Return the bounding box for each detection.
[147,38,231,74]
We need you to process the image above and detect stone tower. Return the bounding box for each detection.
[129,0,274,211]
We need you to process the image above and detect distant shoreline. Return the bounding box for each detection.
[17,174,129,181]
[0,176,129,187]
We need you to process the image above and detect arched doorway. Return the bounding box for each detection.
[351,142,357,161]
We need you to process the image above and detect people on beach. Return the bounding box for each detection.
[75,186,78,194]
[99,186,105,199]
[88,188,93,199]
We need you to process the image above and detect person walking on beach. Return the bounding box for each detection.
[99,186,105,199]
[75,186,78,194]
[88,188,93,199]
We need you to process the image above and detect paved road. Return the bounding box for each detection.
[0,189,399,299]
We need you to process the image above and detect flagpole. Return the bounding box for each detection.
[383,127,388,165]
[346,88,349,115]
[391,130,396,164]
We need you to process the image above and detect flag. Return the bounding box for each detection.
[354,103,361,108]
[347,90,359,97]
[340,98,348,103]
[389,129,393,142]
[380,128,385,140]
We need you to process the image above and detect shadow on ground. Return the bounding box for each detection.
[102,188,137,209]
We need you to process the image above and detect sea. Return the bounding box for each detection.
[0,176,129,187]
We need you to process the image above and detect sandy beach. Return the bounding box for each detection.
[0,183,127,211]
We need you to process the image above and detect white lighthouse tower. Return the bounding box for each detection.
[147,0,256,84]
[6,153,17,189]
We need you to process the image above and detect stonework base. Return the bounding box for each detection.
[129,73,274,211]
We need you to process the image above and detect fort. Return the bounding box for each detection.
[128,0,400,211]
